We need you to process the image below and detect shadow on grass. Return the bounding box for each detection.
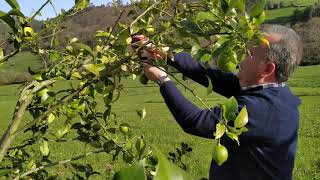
[265,16,295,24]
[316,159,320,172]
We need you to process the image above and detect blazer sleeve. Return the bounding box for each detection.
[160,81,221,138]
[168,52,241,98]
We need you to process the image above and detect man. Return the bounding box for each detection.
[140,24,303,179]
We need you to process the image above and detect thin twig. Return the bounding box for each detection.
[173,0,181,18]
[49,1,58,16]
[38,29,63,40]
[105,7,127,45]
[30,0,51,21]
[129,1,160,29]
[143,61,212,111]
[0,49,19,64]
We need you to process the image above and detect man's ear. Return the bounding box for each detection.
[262,61,276,77]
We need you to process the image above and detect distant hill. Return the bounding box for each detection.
[42,5,123,48]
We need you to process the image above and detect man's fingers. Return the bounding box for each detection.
[132,35,149,43]
[143,63,152,69]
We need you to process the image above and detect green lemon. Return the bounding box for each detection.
[37,88,49,97]
[146,25,155,34]
[214,144,228,166]
[119,126,130,134]
[23,26,34,41]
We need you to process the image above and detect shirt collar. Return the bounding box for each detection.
[241,82,287,91]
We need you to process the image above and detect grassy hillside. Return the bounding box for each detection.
[0,52,41,85]
[0,65,319,179]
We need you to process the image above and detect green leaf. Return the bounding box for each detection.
[33,74,43,81]
[136,108,146,121]
[0,169,10,177]
[96,30,115,39]
[71,72,82,79]
[228,126,248,136]
[40,140,49,156]
[226,131,240,145]
[221,0,230,14]
[253,11,265,25]
[113,163,146,180]
[240,127,248,133]
[126,36,132,44]
[0,48,3,60]
[249,0,266,18]
[211,39,231,58]
[78,42,96,57]
[0,10,18,33]
[139,0,149,9]
[179,19,203,35]
[49,51,60,61]
[191,44,201,57]
[200,53,212,62]
[173,48,184,53]
[195,11,217,22]
[217,52,238,72]
[214,122,226,139]
[221,96,238,121]
[234,106,248,128]
[118,29,131,45]
[47,113,56,124]
[104,92,113,106]
[132,74,137,80]
[260,37,270,47]
[83,64,101,77]
[121,64,128,72]
[75,0,89,11]
[135,136,146,159]
[130,26,140,34]
[70,42,95,59]
[154,152,192,180]
[7,9,24,17]
[5,0,20,10]
[229,0,245,12]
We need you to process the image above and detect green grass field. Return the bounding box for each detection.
[0,56,319,179]
[265,0,318,23]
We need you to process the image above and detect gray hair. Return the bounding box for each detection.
[261,24,303,82]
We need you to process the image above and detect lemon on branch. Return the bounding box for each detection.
[23,26,35,41]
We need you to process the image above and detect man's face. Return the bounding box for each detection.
[236,41,269,87]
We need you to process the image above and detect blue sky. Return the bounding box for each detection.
[0,0,129,20]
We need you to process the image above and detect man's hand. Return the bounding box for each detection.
[131,35,169,60]
[143,63,168,83]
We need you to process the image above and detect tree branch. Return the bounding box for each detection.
[129,1,160,29]
[105,6,127,45]
[0,49,19,64]
[30,0,51,21]
[0,80,56,162]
